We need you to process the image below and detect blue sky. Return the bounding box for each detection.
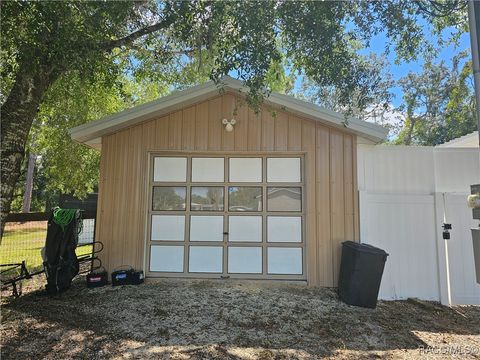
[192,18,472,112]
[363,27,471,107]
[285,20,472,110]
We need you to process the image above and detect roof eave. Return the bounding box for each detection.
[264,92,388,142]
[69,81,222,144]
[69,77,388,148]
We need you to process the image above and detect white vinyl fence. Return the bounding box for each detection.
[358,145,480,305]
[442,193,480,305]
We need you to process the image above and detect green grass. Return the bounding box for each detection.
[0,225,92,274]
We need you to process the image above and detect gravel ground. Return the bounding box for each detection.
[1,277,479,359]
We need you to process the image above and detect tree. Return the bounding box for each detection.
[396,60,453,145]
[442,61,478,141]
[395,54,477,145]
[31,69,208,205]
[0,0,468,235]
[298,54,395,130]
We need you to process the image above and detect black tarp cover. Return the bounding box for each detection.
[43,210,80,294]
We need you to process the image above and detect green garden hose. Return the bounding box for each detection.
[52,207,82,234]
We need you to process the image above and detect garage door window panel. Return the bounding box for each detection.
[267,216,302,243]
[150,245,184,272]
[190,215,224,242]
[267,187,302,212]
[228,216,262,242]
[267,157,301,182]
[229,158,262,182]
[152,187,186,211]
[189,246,223,273]
[267,247,303,275]
[151,215,185,241]
[153,157,187,182]
[228,187,262,212]
[228,247,262,274]
[191,158,224,182]
[191,187,224,211]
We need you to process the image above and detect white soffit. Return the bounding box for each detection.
[69,76,388,149]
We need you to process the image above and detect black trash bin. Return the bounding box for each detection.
[338,241,388,309]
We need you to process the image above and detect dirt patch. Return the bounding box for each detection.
[1,278,479,359]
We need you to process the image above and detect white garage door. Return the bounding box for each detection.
[146,154,305,280]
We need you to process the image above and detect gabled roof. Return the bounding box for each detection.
[69,76,388,149]
[436,131,479,148]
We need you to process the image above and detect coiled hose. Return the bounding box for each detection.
[52,207,82,234]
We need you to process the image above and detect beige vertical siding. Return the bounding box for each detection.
[95,93,359,286]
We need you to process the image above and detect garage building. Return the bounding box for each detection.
[70,77,387,286]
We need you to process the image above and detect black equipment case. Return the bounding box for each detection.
[111,267,144,286]
[86,268,108,288]
[130,270,144,285]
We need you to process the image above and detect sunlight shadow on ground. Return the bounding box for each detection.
[2,279,479,359]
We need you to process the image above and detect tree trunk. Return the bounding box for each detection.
[403,118,416,145]
[22,152,36,213]
[0,63,57,238]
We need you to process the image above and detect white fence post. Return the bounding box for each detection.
[434,192,451,306]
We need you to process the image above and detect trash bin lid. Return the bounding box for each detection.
[342,241,389,256]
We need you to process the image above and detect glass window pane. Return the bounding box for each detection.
[229,158,262,182]
[228,247,262,274]
[228,187,262,211]
[190,216,224,241]
[267,157,301,182]
[150,245,184,272]
[153,157,187,182]
[152,187,186,211]
[267,187,302,211]
[191,187,224,211]
[267,216,302,242]
[228,216,262,242]
[189,246,223,273]
[191,158,224,182]
[267,247,302,274]
[151,215,185,241]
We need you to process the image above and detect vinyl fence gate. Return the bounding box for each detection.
[358,145,480,305]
